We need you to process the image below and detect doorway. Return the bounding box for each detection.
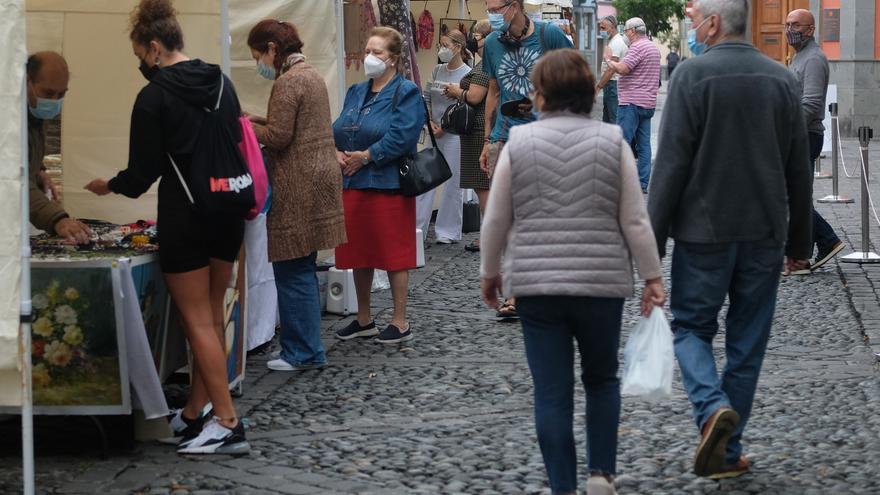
[753,0,810,64]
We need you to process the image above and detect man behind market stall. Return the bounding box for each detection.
[478,0,573,321]
[27,51,91,244]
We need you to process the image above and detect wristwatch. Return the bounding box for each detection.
[360,153,369,165]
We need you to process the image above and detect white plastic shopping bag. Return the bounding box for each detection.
[621,307,674,401]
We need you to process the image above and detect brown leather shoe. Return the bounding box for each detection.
[708,455,750,479]
[694,407,740,477]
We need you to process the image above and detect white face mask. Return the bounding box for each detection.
[438,47,454,63]
[364,53,388,79]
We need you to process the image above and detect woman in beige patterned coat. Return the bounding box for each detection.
[247,19,346,372]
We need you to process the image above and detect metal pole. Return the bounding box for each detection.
[219,0,230,76]
[841,127,880,263]
[20,63,35,495]
[335,0,346,117]
[819,103,853,203]
[814,155,831,179]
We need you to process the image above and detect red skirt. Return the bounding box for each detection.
[335,189,417,271]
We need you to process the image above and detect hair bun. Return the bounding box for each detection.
[135,0,177,25]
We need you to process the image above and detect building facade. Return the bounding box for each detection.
[753,0,880,136]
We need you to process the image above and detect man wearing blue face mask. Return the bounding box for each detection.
[479,0,572,321]
[648,0,812,480]
[26,51,91,244]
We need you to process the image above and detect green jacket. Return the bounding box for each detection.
[28,113,67,233]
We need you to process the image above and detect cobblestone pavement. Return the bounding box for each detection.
[2,91,880,494]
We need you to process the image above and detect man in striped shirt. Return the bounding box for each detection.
[606,17,661,192]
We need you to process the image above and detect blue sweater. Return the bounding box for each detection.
[333,74,426,190]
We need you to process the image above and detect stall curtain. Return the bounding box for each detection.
[378,0,422,88]
[0,0,25,406]
[344,0,378,70]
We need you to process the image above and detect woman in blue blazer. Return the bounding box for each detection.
[332,27,426,345]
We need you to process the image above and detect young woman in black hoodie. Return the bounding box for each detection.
[85,0,248,455]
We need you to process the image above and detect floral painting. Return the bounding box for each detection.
[31,267,123,407]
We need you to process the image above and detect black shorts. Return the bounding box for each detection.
[157,207,245,274]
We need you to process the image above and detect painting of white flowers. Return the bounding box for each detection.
[31,267,124,409]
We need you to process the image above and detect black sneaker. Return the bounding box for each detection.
[177,418,250,455]
[376,323,413,344]
[159,408,210,445]
[335,320,378,340]
[812,240,845,271]
[177,412,211,446]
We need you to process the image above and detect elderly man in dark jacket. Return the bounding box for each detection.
[648,0,812,480]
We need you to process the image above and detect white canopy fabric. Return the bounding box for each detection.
[230,0,341,117]
[0,0,25,407]
[524,0,573,8]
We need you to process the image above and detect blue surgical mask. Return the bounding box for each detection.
[488,13,510,34]
[687,17,711,56]
[599,30,609,40]
[29,97,63,120]
[257,61,276,80]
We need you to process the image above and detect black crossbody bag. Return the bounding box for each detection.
[391,84,452,197]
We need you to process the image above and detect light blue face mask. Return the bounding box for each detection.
[29,97,63,120]
[488,10,510,33]
[599,30,609,40]
[687,17,712,56]
[257,60,276,80]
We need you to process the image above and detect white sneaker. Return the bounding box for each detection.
[436,237,457,244]
[177,417,250,455]
[267,358,327,372]
[586,476,617,495]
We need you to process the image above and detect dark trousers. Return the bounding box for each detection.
[601,80,618,124]
[809,132,840,255]
[517,296,624,493]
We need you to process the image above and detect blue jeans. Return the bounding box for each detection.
[670,240,783,464]
[272,252,326,366]
[617,104,655,189]
[809,132,840,255]
[602,81,618,124]
[518,296,624,493]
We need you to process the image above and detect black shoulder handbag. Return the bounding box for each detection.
[440,89,476,135]
[392,85,452,197]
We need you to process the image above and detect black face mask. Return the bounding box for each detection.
[466,35,480,54]
[139,58,160,81]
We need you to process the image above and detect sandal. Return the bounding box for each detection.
[464,240,480,252]
[495,300,519,321]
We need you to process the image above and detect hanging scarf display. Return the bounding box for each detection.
[344,0,379,70]
[377,0,421,88]
[417,7,434,50]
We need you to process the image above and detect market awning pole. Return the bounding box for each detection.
[220,0,231,76]
[20,61,35,495]
[335,0,346,113]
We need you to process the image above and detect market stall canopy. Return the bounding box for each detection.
[26,0,223,225]
[0,0,25,407]
[524,0,574,8]
[24,0,341,225]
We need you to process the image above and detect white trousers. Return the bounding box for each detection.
[416,131,463,241]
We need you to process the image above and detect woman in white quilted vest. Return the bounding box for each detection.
[479,49,666,495]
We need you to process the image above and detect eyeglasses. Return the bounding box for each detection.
[784,22,813,30]
[487,2,513,15]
